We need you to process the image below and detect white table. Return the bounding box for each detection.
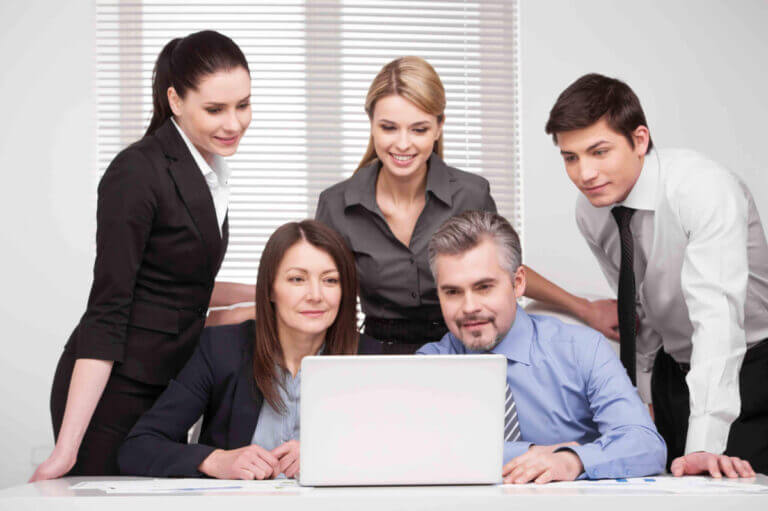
[1,475,766,510]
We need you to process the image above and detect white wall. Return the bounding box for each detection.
[0,1,95,487]
[520,0,768,297]
[0,0,766,490]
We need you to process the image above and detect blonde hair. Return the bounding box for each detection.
[356,56,446,172]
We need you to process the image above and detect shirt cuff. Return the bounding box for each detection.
[554,446,588,480]
[503,441,534,464]
[74,339,125,363]
[685,415,730,455]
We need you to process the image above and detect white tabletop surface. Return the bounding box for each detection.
[1,475,766,511]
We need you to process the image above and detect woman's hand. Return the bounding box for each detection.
[29,446,77,482]
[272,440,300,479]
[198,445,280,480]
[577,298,620,341]
[30,358,114,482]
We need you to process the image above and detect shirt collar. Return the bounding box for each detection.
[171,117,230,186]
[424,153,453,206]
[487,307,533,366]
[343,152,453,211]
[615,149,659,212]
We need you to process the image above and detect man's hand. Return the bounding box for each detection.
[671,452,755,478]
[271,440,300,479]
[503,442,583,484]
[578,299,620,341]
[198,445,279,480]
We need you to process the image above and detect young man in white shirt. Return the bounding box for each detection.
[544,73,767,477]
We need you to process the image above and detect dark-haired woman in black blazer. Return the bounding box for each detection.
[32,30,254,480]
[119,220,361,479]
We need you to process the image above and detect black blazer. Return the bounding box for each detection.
[64,119,229,385]
[118,321,262,477]
[118,321,377,477]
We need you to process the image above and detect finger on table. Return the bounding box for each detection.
[718,456,738,478]
[534,469,554,484]
[236,467,256,480]
[502,457,523,476]
[515,466,544,484]
[247,455,273,479]
[278,451,296,474]
[670,456,685,477]
[252,445,280,467]
[743,460,755,477]
[707,456,722,478]
[503,464,527,483]
[285,459,300,479]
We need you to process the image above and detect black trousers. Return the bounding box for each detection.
[651,341,768,474]
[50,351,164,475]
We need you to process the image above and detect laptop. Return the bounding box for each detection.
[299,354,506,486]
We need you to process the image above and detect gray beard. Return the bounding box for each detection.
[460,328,503,352]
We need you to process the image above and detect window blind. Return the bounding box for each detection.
[95,0,523,283]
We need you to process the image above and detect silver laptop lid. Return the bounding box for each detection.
[300,354,506,486]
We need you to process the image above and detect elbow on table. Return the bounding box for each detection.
[117,434,149,475]
[629,428,668,477]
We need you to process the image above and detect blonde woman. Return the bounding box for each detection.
[316,56,617,354]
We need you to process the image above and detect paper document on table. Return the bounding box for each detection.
[504,476,768,494]
[70,479,308,494]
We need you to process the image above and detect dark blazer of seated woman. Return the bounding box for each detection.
[119,220,366,479]
[119,319,380,477]
[119,320,263,476]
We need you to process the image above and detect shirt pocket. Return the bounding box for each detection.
[348,238,381,285]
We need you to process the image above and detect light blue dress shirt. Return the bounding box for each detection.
[417,308,667,479]
[251,368,301,451]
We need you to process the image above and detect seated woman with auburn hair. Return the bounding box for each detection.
[118,220,359,479]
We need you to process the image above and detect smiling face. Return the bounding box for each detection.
[556,117,649,207]
[271,240,342,342]
[370,94,443,179]
[168,66,252,165]
[436,238,526,351]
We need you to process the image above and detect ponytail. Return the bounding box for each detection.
[146,38,181,136]
[145,31,250,136]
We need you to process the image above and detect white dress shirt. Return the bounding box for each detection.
[171,118,231,233]
[575,148,768,455]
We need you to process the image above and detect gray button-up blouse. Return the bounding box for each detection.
[315,153,497,321]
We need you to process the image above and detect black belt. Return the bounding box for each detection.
[364,316,448,345]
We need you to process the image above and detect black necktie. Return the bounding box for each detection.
[611,206,637,385]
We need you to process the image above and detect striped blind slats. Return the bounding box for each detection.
[96,0,522,284]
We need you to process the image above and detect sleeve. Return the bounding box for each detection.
[118,330,219,477]
[75,150,157,361]
[482,180,497,213]
[565,333,667,479]
[676,170,749,455]
[503,441,535,463]
[315,190,333,227]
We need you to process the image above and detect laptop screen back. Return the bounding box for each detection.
[300,354,506,486]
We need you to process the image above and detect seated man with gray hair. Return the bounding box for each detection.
[417,210,666,483]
